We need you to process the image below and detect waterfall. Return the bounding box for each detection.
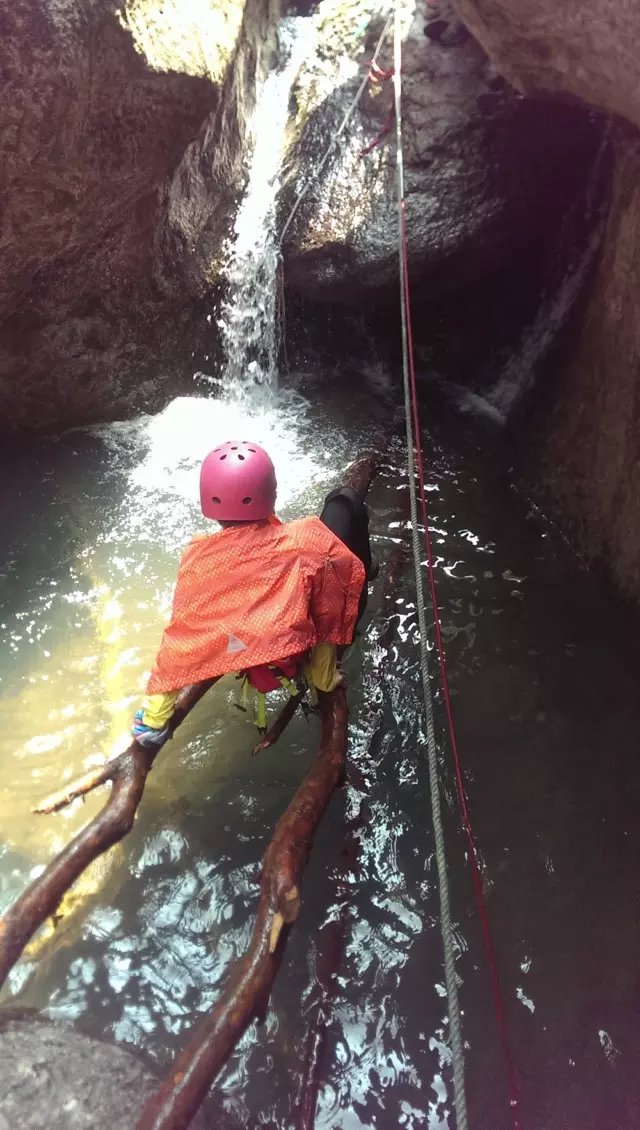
[215,17,313,406]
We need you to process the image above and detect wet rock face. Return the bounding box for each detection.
[447,0,640,603]
[0,1012,208,1129]
[450,0,640,130]
[281,0,603,303]
[537,128,640,601]
[0,0,278,433]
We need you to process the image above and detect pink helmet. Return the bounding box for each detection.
[200,441,277,521]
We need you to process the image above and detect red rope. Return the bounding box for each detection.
[359,107,396,158]
[367,59,395,83]
[399,200,522,1129]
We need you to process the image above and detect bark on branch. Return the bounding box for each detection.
[0,679,218,990]
[136,685,348,1130]
[251,692,306,756]
[339,452,378,503]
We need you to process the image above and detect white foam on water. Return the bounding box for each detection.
[92,391,343,552]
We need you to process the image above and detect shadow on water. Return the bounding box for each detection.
[1,374,639,1129]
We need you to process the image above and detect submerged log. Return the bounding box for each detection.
[136,685,348,1130]
[0,679,218,990]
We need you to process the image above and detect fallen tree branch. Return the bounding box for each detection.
[0,679,218,990]
[135,454,381,1128]
[135,685,349,1130]
[32,683,216,816]
[339,452,378,502]
[251,692,305,756]
[33,762,123,816]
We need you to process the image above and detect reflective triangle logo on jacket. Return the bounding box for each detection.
[227,633,247,654]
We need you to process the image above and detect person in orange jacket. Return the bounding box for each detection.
[132,440,375,746]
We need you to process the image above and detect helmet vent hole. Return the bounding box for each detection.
[238,454,245,461]
[219,454,227,460]
[242,496,252,505]
[211,496,221,504]
[231,445,238,450]
[248,448,257,453]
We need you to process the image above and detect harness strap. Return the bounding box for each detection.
[255,692,267,735]
[236,662,314,735]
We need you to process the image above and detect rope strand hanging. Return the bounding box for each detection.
[391,7,469,1125]
[392,2,521,1126]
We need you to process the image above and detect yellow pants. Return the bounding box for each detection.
[141,643,340,728]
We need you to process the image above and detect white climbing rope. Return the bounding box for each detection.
[391,3,469,1127]
[278,11,394,250]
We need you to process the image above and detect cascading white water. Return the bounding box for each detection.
[214,17,314,405]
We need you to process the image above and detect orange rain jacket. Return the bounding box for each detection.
[147,516,365,694]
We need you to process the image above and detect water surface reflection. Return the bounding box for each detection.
[1,387,639,1128]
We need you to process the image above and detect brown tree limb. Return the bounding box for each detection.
[0,679,218,991]
[339,452,378,502]
[33,762,123,816]
[32,681,217,816]
[251,692,305,756]
[135,455,379,1127]
[135,685,349,1130]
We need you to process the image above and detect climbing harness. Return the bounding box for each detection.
[235,662,317,735]
[392,3,521,1127]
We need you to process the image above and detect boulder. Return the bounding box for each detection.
[280,0,602,303]
[0,0,279,433]
[0,1010,208,1129]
